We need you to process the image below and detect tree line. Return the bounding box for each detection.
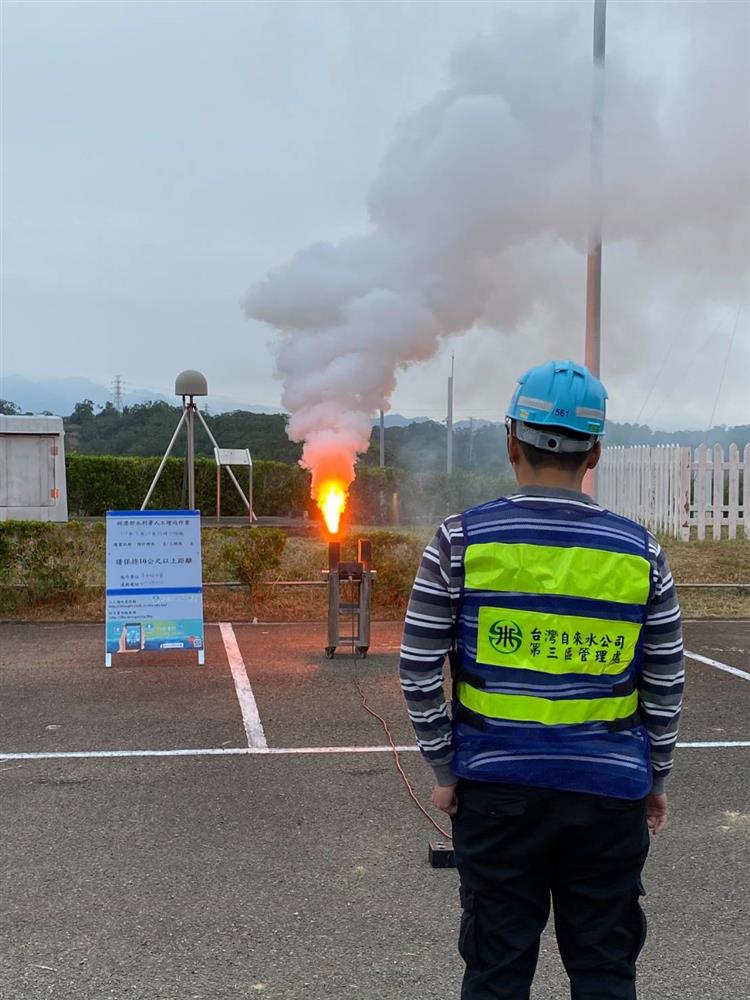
[1,397,747,472]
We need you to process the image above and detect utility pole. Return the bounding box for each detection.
[468,416,475,471]
[112,375,124,412]
[584,0,606,498]
[378,408,386,525]
[585,0,606,380]
[446,353,454,476]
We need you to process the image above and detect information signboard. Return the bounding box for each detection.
[105,510,205,667]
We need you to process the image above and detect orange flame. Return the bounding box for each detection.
[318,480,347,535]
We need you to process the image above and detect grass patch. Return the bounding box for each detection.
[657,537,749,584]
[0,520,747,622]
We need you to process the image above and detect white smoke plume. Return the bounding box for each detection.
[245,3,749,491]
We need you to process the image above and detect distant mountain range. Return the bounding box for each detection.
[2,376,748,452]
[0,374,433,427]
[0,375,282,417]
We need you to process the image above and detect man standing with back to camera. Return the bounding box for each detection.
[400,360,683,999]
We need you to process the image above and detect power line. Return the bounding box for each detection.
[634,322,685,425]
[644,307,741,428]
[646,341,705,426]
[708,304,743,429]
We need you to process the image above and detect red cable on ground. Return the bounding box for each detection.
[350,655,452,841]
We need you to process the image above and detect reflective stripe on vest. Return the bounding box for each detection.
[456,680,639,725]
[464,542,651,606]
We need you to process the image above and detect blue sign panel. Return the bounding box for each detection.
[105,510,204,665]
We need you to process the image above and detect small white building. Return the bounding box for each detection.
[0,415,68,522]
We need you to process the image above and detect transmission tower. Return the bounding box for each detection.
[112,375,124,412]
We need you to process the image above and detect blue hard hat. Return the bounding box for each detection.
[506,360,607,450]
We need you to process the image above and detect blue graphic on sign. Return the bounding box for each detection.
[105,510,204,658]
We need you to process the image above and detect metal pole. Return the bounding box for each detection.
[186,398,196,509]
[585,0,606,379]
[446,354,454,476]
[141,409,188,510]
[584,0,606,499]
[378,409,386,523]
[325,541,341,656]
[216,463,221,522]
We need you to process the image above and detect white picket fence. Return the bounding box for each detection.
[598,443,749,540]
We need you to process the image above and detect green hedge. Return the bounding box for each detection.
[64,454,515,522]
[65,455,311,518]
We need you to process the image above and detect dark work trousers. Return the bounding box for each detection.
[451,779,650,1000]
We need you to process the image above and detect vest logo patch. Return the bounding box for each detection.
[488,619,523,654]
[476,606,641,676]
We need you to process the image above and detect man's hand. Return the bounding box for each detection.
[646,792,668,834]
[432,783,458,816]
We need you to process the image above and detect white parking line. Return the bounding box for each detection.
[219,622,268,749]
[677,741,750,748]
[0,746,418,761]
[682,619,750,624]
[1,740,748,762]
[684,650,750,682]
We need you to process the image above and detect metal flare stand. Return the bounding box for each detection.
[322,539,375,659]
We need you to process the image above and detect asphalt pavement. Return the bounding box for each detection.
[1,619,748,1000]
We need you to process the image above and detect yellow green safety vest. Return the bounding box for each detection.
[452,496,653,799]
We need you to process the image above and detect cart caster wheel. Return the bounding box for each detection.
[355,647,368,659]
[325,647,336,659]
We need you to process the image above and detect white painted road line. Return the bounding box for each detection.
[219,622,268,749]
[1,741,749,762]
[682,618,750,624]
[684,649,750,682]
[0,746,419,761]
[677,741,750,748]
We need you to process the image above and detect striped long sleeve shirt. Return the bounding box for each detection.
[399,486,684,793]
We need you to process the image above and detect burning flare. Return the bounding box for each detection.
[318,480,347,535]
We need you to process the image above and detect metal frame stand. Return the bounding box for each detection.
[215,447,254,525]
[141,398,255,519]
[322,540,375,659]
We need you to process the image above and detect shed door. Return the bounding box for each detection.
[1,435,53,507]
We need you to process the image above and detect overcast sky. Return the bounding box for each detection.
[1,0,748,430]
